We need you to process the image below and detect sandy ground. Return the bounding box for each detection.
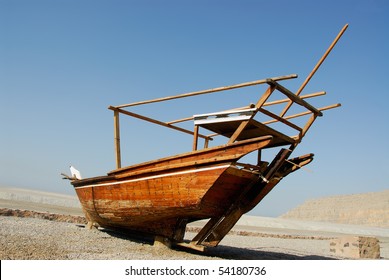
[1,186,388,260]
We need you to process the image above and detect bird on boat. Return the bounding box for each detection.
[70,165,82,180]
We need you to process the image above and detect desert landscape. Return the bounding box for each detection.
[1,186,388,260]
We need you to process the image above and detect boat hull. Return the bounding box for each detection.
[72,137,272,240]
[75,163,258,239]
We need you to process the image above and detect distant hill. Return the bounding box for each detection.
[280,190,389,228]
[0,186,80,208]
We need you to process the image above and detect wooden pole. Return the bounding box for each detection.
[299,114,318,141]
[113,110,121,169]
[109,106,211,140]
[193,125,199,151]
[280,24,349,117]
[113,74,297,109]
[204,138,210,149]
[263,91,326,107]
[267,79,323,116]
[263,103,341,125]
[228,84,276,144]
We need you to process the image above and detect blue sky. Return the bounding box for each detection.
[1,0,388,217]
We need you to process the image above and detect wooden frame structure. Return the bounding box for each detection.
[67,24,348,251]
[108,74,340,169]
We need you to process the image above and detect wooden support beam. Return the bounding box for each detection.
[266,80,323,116]
[257,107,302,132]
[201,208,244,247]
[204,138,210,149]
[167,116,193,125]
[228,84,276,144]
[190,217,221,245]
[263,91,326,107]
[109,106,212,141]
[257,149,262,165]
[154,236,172,249]
[263,103,341,125]
[113,110,121,169]
[175,242,206,252]
[192,149,293,247]
[262,148,293,180]
[193,125,199,151]
[299,114,318,142]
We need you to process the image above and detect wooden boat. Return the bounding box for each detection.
[65,25,348,251]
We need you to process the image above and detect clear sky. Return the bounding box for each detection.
[1,0,388,217]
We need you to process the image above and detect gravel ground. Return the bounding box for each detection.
[0,216,341,260]
[1,186,388,260]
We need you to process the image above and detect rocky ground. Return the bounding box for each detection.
[1,187,388,260]
[0,214,336,260]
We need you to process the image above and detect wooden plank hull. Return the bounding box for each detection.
[71,136,272,240]
[74,164,257,239]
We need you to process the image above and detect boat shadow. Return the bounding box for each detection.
[98,227,156,245]
[198,245,337,260]
[98,227,336,260]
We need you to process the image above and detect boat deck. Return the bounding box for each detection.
[194,112,296,148]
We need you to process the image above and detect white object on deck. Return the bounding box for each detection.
[70,165,82,180]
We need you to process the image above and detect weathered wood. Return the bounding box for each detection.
[75,164,251,240]
[110,136,273,179]
[113,74,298,109]
[73,136,273,240]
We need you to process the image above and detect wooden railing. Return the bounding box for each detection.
[109,75,300,168]
[108,75,339,168]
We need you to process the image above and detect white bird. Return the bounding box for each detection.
[70,165,82,180]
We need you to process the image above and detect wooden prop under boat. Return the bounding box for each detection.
[64,24,348,251]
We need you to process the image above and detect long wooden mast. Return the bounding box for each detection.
[279,24,348,117]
